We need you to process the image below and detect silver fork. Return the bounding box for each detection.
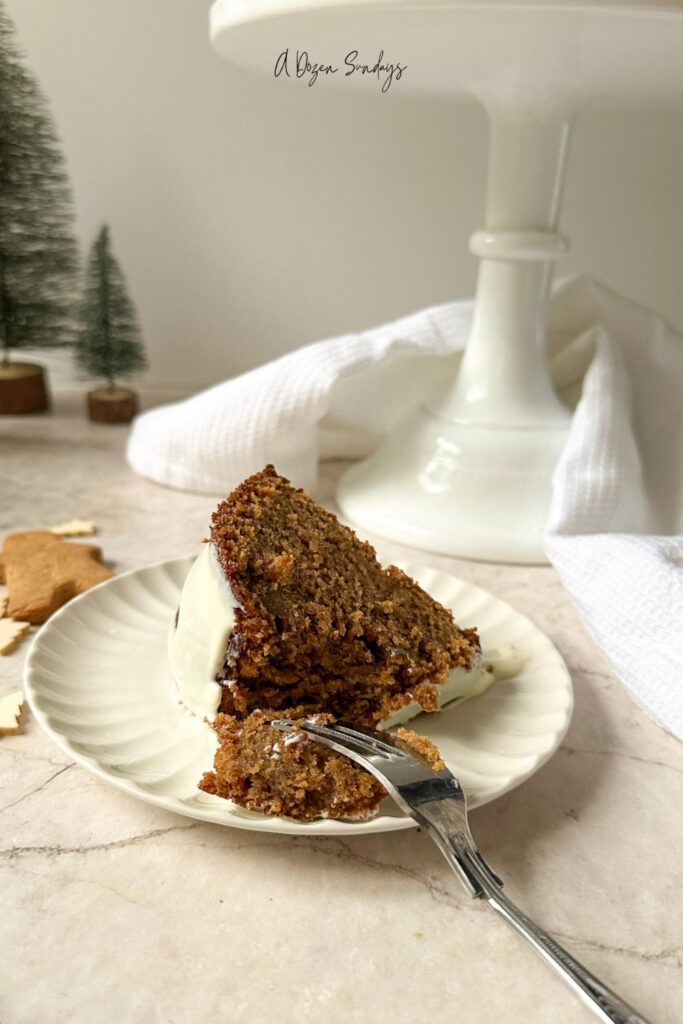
[272,718,651,1024]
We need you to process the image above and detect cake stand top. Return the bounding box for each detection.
[211,0,683,101]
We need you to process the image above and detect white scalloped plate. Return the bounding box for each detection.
[25,557,572,836]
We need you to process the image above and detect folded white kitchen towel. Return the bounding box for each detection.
[127,275,683,738]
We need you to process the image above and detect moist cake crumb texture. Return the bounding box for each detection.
[200,710,387,822]
[394,728,445,771]
[211,465,479,727]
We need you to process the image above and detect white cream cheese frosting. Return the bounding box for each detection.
[380,644,528,728]
[168,544,528,724]
[167,543,239,719]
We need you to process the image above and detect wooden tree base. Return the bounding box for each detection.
[0,362,49,414]
[87,387,139,424]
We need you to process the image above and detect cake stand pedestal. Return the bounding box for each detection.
[338,104,574,562]
[211,0,683,563]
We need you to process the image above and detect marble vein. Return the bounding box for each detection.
[0,763,74,815]
[0,820,202,859]
[560,745,683,777]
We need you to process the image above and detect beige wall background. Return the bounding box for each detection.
[7,0,683,394]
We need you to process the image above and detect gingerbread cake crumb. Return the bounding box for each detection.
[200,710,387,821]
[395,728,446,772]
[210,465,479,726]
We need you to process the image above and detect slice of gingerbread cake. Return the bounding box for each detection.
[168,464,483,821]
[215,465,477,723]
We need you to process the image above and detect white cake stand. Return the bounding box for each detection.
[211,0,683,562]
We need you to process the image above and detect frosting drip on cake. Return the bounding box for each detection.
[381,645,528,727]
[168,543,239,719]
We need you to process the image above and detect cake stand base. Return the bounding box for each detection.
[337,408,568,564]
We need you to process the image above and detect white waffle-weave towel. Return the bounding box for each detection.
[127,275,683,738]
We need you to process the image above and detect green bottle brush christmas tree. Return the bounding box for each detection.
[0,0,79,414]
[76,225,147,424]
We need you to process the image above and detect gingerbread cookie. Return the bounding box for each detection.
[0,531,114,624]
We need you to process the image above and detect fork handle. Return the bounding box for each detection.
[456,846,651,1024]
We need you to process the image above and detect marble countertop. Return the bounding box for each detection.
[1,393,681,1024]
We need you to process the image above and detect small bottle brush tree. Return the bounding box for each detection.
[0,1,79,414]
[76,225,147,424]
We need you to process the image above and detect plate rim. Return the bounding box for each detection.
[24,555,573,837]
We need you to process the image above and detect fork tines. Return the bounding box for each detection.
[271,717,395,760]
